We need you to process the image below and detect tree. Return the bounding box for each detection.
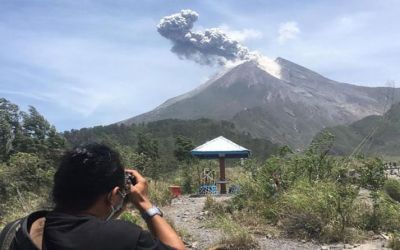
[0,98,21,160]
[359,157,385,191]
[136,133,159,160]
[278,145,293,157]
[115,144,147,173]
[15,106,65,159]
[174,136,195,163]
[136,133,161,180]
[305,131,335,182]
[0,115,12,161]
[0,99,66,165]
[173,136,197,193]
[20,106,51,153]
[0,100,66,222]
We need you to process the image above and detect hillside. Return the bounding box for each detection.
[64,118,279,163]
[323,102,400,156]
[120,57,400,150]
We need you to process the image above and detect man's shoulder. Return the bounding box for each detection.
[1,210,48,250]
[91,218,143,241]
[84,219,174,250]
[102,219,142,233]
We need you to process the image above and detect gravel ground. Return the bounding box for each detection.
[163,196,223,249]
[162,195,322,250]
[162,195,390,250]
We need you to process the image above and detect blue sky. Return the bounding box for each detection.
[1,0,399,131]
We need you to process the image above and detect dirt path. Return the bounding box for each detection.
[162,196,321,249]
[162,195,392,250]
[163,196,224,249]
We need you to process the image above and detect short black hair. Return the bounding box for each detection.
[53,143,125,211]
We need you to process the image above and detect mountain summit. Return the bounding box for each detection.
[120,57,399,149]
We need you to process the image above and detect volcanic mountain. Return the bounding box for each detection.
[120,57,399,149]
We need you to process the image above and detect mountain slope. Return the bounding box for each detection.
[120,57,399,149]
[324,102,400,156]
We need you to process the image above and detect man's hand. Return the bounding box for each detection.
[124,169,186,250]
[125,169,153,212]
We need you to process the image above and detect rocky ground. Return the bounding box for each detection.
[161,195,391,250]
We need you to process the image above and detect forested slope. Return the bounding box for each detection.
[64,118,280,166]
[320,102,400,156]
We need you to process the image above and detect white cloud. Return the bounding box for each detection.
[218,24,263,42]
[278,21,300,43]
[331,13,371,34]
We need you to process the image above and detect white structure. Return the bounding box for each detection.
[191,136,250,194]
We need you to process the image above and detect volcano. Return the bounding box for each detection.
[120,57,399,149]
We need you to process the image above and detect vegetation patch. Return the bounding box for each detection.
[384,178,400,202]
[210,216,259,250]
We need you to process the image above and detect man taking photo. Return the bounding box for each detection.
[0,143,185,250]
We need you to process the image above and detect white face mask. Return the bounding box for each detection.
[106,190,126,221]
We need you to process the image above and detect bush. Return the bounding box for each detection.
[229,154,393,244]
[277,180,358,242]
[119,211,141,224]
[278,180,337,240]
[358,158,385,191]
[384,179,400,202]
[212,216,259,250]
[389,233,400,250]
[232,158,285,217]
[0,153,54,225]
[148,180,173,206]
[350,195,373,231]
[375,191,400,232]
[204,195,226,216]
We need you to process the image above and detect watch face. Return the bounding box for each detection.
[142,206,163,221]
[148,206,163,217]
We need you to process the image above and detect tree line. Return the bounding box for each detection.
[0,98,279,225]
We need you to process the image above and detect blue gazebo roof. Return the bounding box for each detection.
[191,136,251,159]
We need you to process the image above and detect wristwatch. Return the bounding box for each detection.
[141,205,163,221]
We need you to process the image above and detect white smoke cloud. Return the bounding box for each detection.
[157,9,254,65]
[218,24,263,42]
[278,21,300,43]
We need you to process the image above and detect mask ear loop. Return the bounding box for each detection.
[105,190,127,221]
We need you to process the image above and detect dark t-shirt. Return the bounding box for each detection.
[10,211,174,250]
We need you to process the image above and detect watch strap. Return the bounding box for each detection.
[141,205,163,221]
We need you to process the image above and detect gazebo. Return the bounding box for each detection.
[191,136,251,194]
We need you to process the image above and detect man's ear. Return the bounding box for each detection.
[107,186,121,206]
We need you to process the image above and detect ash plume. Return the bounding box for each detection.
[157,9,253,65]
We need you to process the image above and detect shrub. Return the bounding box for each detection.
[375,191,400,232]
[350,195,374,230]
[204,195,226,216]
[277,180,338,239]
[0,153,54,225]
[277,180,358,242]
[119,211,141,224]
[384,179,400,202]
[231,173,267,210]
[212,216,259,250]
[358,158,385,191]
[389,233,400,250]
[149,180,173,206]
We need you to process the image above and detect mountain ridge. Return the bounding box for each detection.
[323,102,400,156]
[119,57,400,149]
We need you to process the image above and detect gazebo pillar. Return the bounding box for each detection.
[219,157,226,194]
